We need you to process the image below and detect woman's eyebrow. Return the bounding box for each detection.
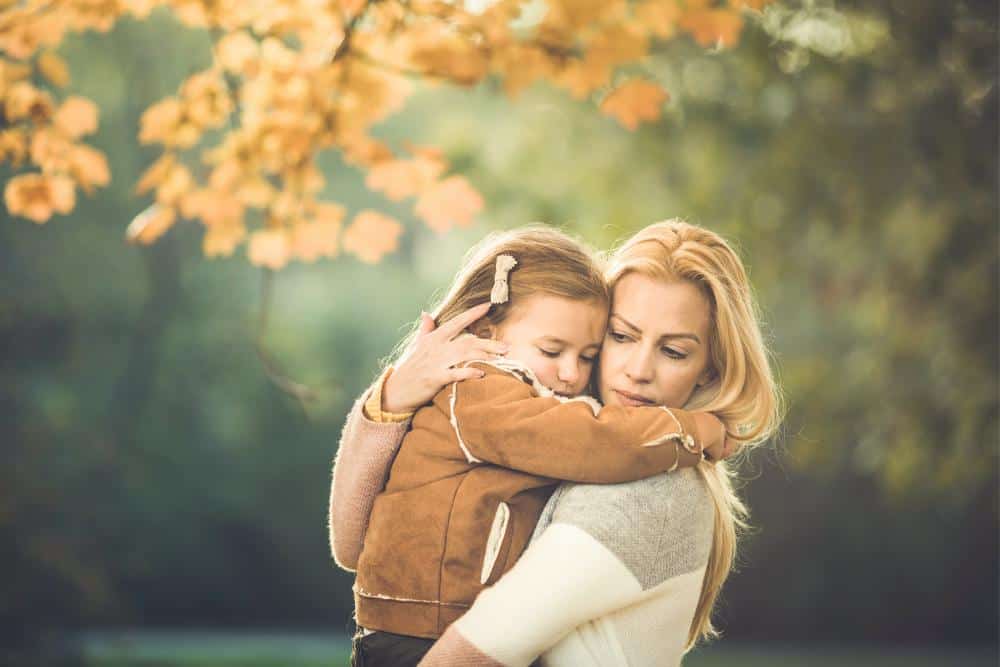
[611,314,701,344]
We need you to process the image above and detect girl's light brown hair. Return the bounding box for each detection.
[606,219,783,650]
[393,225,609,359]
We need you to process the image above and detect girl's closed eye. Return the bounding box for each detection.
[539,348,562,358]
[662,346,687,360]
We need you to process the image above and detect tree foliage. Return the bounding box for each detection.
[2,0,769,268]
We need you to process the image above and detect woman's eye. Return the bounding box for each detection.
[609,331,629,343]
[661,347,686,359]
[539,349,561,358]
[580,355,596,364]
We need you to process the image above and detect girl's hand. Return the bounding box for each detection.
[382,303,509,414]
[702,415,742,462]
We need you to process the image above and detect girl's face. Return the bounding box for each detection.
[493,295,607,397]
[598,273,714,410]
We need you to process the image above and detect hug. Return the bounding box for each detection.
[330,220,782,666]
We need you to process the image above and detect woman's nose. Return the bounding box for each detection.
[625,346,654,383]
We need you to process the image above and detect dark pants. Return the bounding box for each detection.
[350,630,435,667]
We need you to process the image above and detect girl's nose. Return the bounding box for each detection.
[558,360,580,386]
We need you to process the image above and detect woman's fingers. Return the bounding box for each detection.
[436,302,491,341]
[449,366,487,383]
[417,311,436,336]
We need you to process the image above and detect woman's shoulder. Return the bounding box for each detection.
[547,470,714,589]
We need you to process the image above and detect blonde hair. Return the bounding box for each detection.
[606,219,783,649]
[394,225,609,358]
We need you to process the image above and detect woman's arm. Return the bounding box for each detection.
[328,305,503,571]
[328,375,411,571]
[419,471,714,666]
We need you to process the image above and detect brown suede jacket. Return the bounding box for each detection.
[353,361,705,639]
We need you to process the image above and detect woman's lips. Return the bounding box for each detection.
[612,389,656,407]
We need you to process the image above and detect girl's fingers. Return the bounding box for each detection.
[437,302,491,341]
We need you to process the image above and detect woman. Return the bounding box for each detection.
[329,220,782,665]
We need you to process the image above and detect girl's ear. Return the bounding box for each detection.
[469,321,496,339]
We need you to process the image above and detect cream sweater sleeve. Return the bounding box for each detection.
[328,383,410,572]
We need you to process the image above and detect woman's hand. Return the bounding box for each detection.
[381,303,509,414]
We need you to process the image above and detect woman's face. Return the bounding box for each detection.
[598,272,714,410]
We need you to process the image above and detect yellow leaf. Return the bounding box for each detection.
[4,82,54,122]
[54,96,99,138]
[69,144,110,193]
[414,175,483,234]
[180,188,244,226]
[4,173,75,224]
[37,51,70,87]
[364,154,446,201]
[138,97,184,145]
[203,218,247,258]
[248,228,291,269]
[342,210,403,264]
[126,204,176,244]
[155,163,193,206]
[599,79,669,130]
[0,129,28,166]
[215,31,259,74]
[135,153,177,196]
[292,216,341,262]
[29,128,73,172]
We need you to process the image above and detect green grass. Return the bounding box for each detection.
[75,632,997,667]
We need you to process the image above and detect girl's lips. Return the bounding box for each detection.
[613,389,656,407]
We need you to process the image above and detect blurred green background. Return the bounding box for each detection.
[2,1,997,665]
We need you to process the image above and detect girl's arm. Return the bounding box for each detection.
[419,471,714,666]
[441,364,723,483]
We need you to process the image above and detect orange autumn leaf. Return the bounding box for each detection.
[126,204,177,244]
[248,227,291,269]
[599,79,669,130]
[414,175,484,234]
[54,96,99,139]
[636,0,681,39]
[4,173,75,223]
[680,8,745,48]
[342,210,403,264]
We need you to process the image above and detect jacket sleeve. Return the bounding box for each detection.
[439,366,704,483]
[328,382,410,572]
[418,522,646,667]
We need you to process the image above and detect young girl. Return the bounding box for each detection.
[346,227,727,665]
